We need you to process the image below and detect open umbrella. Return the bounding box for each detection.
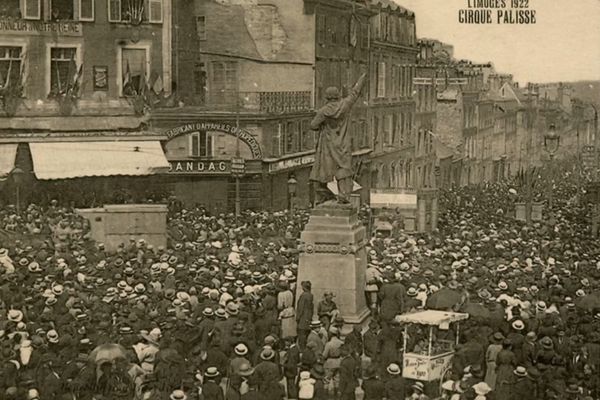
[461,302,491,320]
[575,293,600,311]
[426,288,463,310]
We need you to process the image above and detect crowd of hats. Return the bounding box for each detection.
[0,204,309,399]
[0,166,599,399]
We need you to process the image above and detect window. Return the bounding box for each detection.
[376,61,386,98]
[317,14,326,45]
[384,114,393,145]
[50,47,77,96]
[328,15,337,44]
[0,0,21,18]
[189,131,212,158]
[300,120,315,151]
[108,0,121,21]
[23,0,41,19]
[148,0,162,23]
[193,62,206,104]
[78,0,94,21]
[285,121,299,154]
[211,61,238,105]
[360,23,369,49]
[49,0,74,21]
[109,0,161,23]
[121,47,148,96]
[392,113,398,145]
[399,113,404,146]
[196,16,206,40]
[0,47,23,90]
[359,120,368,148]
[373,115,380,148]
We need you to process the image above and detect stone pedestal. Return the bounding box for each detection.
[296,202,369,325]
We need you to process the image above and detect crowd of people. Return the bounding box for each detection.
[0,167,599,400]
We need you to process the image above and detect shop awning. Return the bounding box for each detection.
[29,141,169,180]
[0,144,18,179]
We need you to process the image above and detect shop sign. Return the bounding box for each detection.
[0,19,82,36]
[231,158,246,177]
[168,160,230,175]
[402,353,452,381]
[582,145,596,170]
[93,66,108,91]
[164,123,263,159]
[268,154,315,173]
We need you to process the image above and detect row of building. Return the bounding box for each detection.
[0,0,596,212]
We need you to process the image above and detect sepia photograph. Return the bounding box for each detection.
[0,0,599,399]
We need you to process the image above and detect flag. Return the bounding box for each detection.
[349,15,358,47]
[123,60,131,93]
[152,75,163,95]
[138,61,147,96]
[71,63,83,97]
[3,59,13,89]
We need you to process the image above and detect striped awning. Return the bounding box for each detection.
[29,141,169,180]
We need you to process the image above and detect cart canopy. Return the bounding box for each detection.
[395,310,469,326]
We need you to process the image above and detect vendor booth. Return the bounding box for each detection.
[395,310,469,382]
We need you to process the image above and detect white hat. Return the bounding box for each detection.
[170,389,188,400]
[473,382,492,395]
[27,388,40,400]
[47,329,59,343]
[234,343,248,356]
[7,309,24,322]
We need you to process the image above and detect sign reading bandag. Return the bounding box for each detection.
[0,19,82,36]
[168,160,230,175]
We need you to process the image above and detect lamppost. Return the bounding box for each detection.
[287,175,297,213]
[11,167,25,214]
[543,124,560,214]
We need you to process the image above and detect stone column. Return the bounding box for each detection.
[295,203,369,325]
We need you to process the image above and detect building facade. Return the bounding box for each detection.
[0,0,171,206]
[151,0,373,213]
[367,0,417,191]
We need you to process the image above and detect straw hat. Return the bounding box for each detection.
[387,363,401,375]
[169,389,188,400]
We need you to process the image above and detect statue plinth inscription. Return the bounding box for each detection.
[296,202,369,324]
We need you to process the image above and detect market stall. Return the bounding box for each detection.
[395,310,469,382]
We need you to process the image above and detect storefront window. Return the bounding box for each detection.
[50,47,77,96]
[0,47,22,89]
[121,47,148,96]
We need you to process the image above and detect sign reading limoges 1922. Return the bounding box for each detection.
[168,160,230,175]
[164,123,263,159]
[0,19,82,36]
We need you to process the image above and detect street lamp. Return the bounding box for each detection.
[543,124,560,158]
[11,167,25,213]
[287,175,297,212]
[543,124,560,214]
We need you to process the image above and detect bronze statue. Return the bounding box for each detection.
[310,68,367,205]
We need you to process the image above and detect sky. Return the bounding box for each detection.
[394,0,600,85]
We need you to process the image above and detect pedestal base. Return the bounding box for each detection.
[296,203,369,326]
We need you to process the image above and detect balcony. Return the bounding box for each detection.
[177,91,313,115]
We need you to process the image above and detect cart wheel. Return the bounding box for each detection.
[438,365,453,395]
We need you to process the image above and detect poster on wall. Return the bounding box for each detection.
[93,66,108,91]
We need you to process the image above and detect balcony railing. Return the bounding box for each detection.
[186,91,313,114]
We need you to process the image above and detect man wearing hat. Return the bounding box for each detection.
[307,320,327,357]
[339,345,359,400]
[384,363,406,400]
[253,347,281,393]
[296,281,314,350]
[511,366,533,400]
[322,326,344,397]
